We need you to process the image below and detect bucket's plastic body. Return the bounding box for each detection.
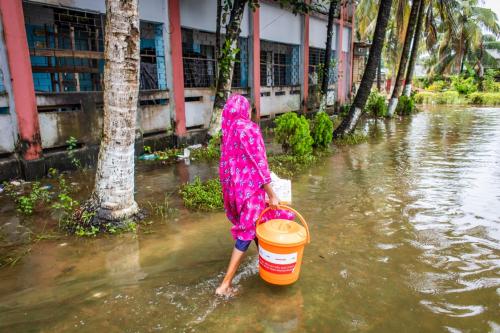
[256,205,310,285]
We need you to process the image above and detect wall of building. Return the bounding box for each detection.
[0,0,355,180]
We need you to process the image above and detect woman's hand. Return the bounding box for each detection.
[268,194,280,209]
[263,183,280,209]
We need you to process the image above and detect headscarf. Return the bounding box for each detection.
[219,94,271,217]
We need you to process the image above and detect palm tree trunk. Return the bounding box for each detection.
[82,0,140,224]
[208,0,248,137]
[333,0,394,138]
[377,56,382,91]
[387,0,421,116]
[319,0,337,112]
[215,0,222,66]
[403,0,425,97]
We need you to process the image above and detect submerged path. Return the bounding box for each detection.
[0,106,499,332]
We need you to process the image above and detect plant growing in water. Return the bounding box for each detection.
[66,136,82,169]
[179,177,223,211]
[364,91,388,117]
[274,112,313,156]
[396,95,416,115]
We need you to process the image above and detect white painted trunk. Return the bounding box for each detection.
[403,84,412,97]
[319,94,327,113]
[387,97,398,117]
[346,107,362,133]
[92,0,140,221]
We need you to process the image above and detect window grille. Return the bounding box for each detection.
[24,3,166,93]
[260,41,300,87]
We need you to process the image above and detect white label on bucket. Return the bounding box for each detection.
[259,247,297,274]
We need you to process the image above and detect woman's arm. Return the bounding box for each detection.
[263,183,279,209]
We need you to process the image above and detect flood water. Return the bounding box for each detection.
[0,106,499,332]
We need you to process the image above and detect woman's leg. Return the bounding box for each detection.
[215,242,249,296]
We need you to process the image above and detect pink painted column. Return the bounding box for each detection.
[349,3,356,97]
[251,7,261,121]
[302,7,310,114]
[168,0,186,136]
[0,0,42,160]
[336,5,345,104]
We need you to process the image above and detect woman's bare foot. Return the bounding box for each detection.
[215,283,237,297]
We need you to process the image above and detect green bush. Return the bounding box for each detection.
[426,80,448,92]
[395,95,416,115]
[483,69,500,92]
[339,103,351,117]
[364,91,388,117]
[274,112,313,156]
[438,91,461,104]
[179,177,223,211]
[467,92,500,105]
[310,112,333,148]
[451,76,478,95]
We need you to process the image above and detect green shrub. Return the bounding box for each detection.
[483,69,500,92]
[451,76,478,95]
[310,112,333,148]
[467,92,500,105]
[274,112,313,156]
[426,80,448,92]
[414,91,435,104]
[339,103,351,117]
[395,95,416,115]
[179,177,223,211]
[437,91,461,104]
[364,91,388,117]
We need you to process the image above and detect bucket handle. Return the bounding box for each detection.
[256,205,310,244]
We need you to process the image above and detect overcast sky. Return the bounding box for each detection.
[482,0,500,21]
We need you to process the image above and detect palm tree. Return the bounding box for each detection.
[319,0,338,112]
[387,0,421,117]
[79,0,141,225]
[403,0,425,96]
[333,0,394,138]
[424,0,499,77]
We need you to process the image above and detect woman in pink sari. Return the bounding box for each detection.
[216,94,293,296]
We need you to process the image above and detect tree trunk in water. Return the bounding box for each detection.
[333,0,393,138]
[403,0,425,97]
[387,0,421,116]
[215,0,222,66]
[319,0,337,112]
[208,0,247,137]
[83,0,140,223]
[377,56,382,92]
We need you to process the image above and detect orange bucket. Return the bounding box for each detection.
[256,205,310,285]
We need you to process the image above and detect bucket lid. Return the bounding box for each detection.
[256,219,308,247]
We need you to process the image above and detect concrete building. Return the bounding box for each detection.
[0,0,355,181]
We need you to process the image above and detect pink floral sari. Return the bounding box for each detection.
[219,94,293,241]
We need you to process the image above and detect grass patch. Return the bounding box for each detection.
[179,177,223,211]
[333,131,368,145]
[268,154,318,179]
[467,92,500,105]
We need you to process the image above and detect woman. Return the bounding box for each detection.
[216,94,293,296]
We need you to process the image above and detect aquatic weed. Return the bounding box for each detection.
[179,177,223,211]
